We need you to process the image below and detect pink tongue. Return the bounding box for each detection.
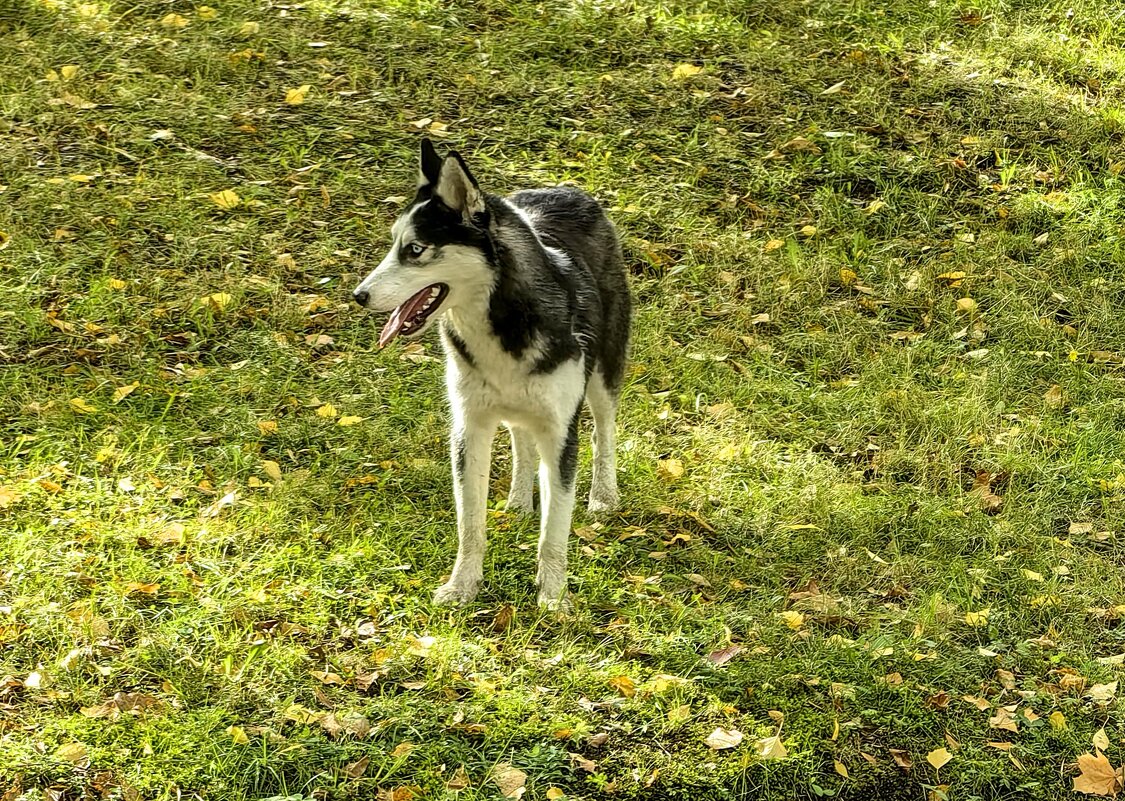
[378,286,439,348]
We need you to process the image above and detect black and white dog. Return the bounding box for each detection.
[353,140,631,608]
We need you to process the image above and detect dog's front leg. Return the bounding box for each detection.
[533,403,582,609]
[434,417,495,606]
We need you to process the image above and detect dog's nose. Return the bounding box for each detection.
[353,289,370,307]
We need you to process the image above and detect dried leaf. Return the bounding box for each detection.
[705,727,744,750]
[209,190,241,210]
[343,755,369,779]
[227,725,249,744]
[608,675,635,698]
[926,748,952,770]
[834,759,849,778]
[1049,711,1068,730]
[1074,752,1118,796]
[1089,682,1118,703]
[706,644,743,666]
[490,763,527,799]
[657,458,684,481]
[764,238,785,252]
[262,460,282,482]
[160,13,189,28]
[112,382,139,403]
[285,85,312,105]
[778,610,805,630]
[672,63,703,80]
[754,734,786,759]
[1094,728,1111,752]
[316,403,338,419]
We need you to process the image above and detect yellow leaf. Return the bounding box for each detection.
[160,13,189,28]
[77,3,99,17]
[608,675,635,698]
[1093,728,1110,751]
[963,608,990,627]
[799,224,818,237]
[55,742,87,764]
[865,199,886,215]
[69,174,94,182]
[391,741,415,758]
[839,268,858,285]
[834,760,848,778]
[204,292,234,312]
[285,85,312,105]
[239,21,260,35]
[316,403,338,419]
[956,297,977,313]
[546,789,565,800]
[112,382,139,403]
[262,460,282,482]
[657,458,684,482]
[69,397,97,414]
[60,65,80,80]
[39,479,63,494]
[926,747,952,769]
[672,63,703,80]
[209,189,241,210]
[778,610,804,630]
[1049,710,1067,730]
[337,415,365,426]
[754,734,787,759]
[1022,569,1044,582]
[197,5,217,19]
[227,725,249,744]
[1074,751,1117,796]
[258,420,278,435]
[108,278,127,290]
[0,486,19,508]
[764,238,785,252]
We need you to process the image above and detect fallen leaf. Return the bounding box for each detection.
[112,382,139,403]
[839,268,858,285]
[490,763,527,799]
[209,189,241,210]
[338,415,365,426]
[1094,728,1111,752]
[1049,711,1067,730]
[160,13,189,28]
[834,759,849,778]
[343,755,369,779]
[706,644,743,666]
[239,21,260,35]
[657,458,684,481]
[754,734,786,759]
[227,725,249,744]
[608,675,635,698]
[492,603,515,633]
[926,748,952,770]
[704,727,743,750]
[989,707,1018,732]
[764,238,785,252]
[964,608,990,627]
[1089,682,1118,703]
[799,224,818,237]
[59,65,79,80]
[545,789,564,800]
[821,80,847,95]
[890,749,913,772]
[197,5,217,19]
[672,63,703,80]
[262,460,282,482]
[446,765,471,791]
[391,742,415,758]
[69,398,97,414]
[316,403,338,419]
[1044,384,1065,408]
[258,420,279,435]
[1074,751,1118,796]
[285,85,312,105]
[778,610,805,630]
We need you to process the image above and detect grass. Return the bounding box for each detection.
[3,0,1125,798]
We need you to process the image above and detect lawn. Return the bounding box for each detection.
[3,0,1125,798]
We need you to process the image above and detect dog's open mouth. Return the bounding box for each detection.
[378,284,448,348]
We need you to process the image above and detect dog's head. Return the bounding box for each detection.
[353,139,495,347]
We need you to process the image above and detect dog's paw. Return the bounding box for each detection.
[586,491,619,514]
[433,581,479,607]
[537,592,573,613]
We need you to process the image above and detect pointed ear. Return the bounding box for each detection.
[418,138,443,187]
[435,152,485,222]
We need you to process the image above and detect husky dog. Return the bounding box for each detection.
[353,140,631,608]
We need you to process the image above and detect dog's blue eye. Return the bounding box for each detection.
[408,243,426,257]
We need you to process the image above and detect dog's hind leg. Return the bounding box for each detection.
[532,399,583,610]
[586,372,620,513]
[504,424,537,513]
[434,415,496,606]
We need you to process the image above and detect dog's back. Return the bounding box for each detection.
[506,187,631,393]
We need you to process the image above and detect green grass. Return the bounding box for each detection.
[3,0,1125,798]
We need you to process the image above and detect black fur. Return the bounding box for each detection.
[558,403,582,489]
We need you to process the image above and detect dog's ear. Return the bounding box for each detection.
[418,138,443,188]
[435,151,485,223]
